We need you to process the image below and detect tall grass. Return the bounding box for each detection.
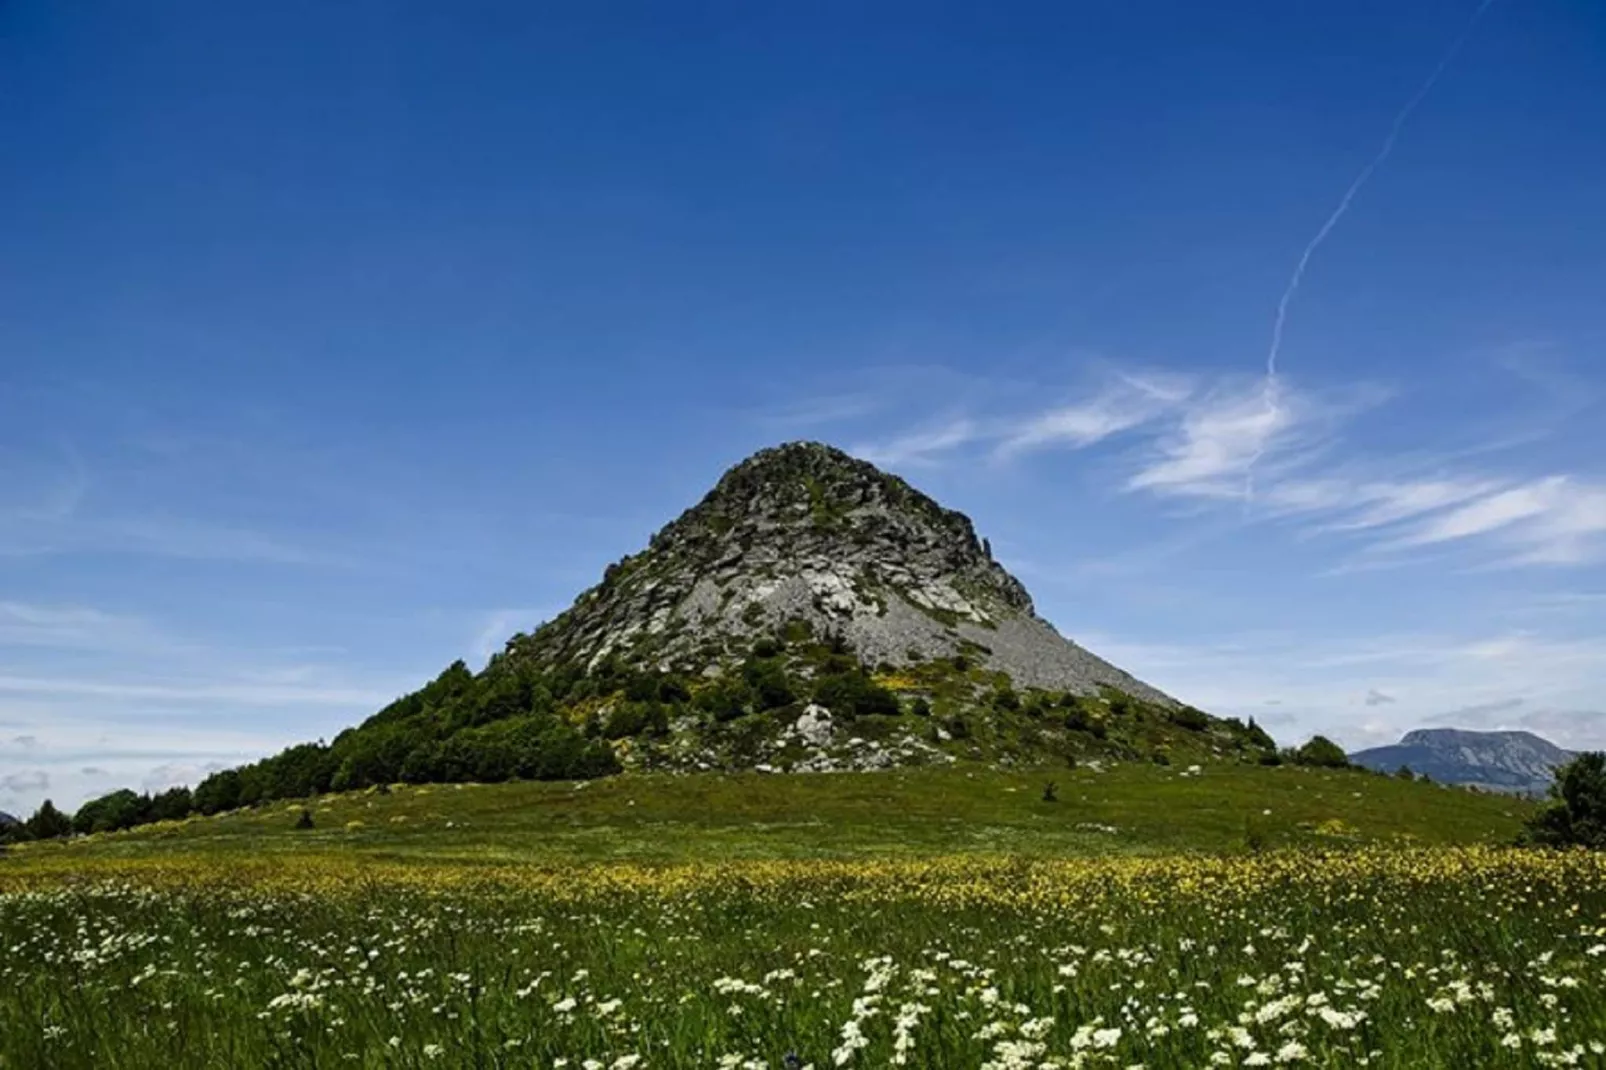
[2,849,1603,1068]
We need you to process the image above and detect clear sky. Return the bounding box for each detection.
[3,1,1603,814]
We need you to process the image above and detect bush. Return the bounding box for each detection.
[909,697,932,718]
[1169,706,1211,732]
[741,657,796,710]
[812,671,898,719]
[294,809,315,831]
[1063,706,1107,739]
[697,679,752,723]
[1291,736,1349,769]
[1522,752,1606,849]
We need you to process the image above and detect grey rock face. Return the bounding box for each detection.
[503,441,1175,705]
[0,811,16,828]
[1350,728,1574,794]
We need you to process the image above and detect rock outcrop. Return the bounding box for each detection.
[504,441,1174,705]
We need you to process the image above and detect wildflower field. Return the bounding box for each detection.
[3,847,1604,1069]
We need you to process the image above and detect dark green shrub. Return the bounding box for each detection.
[741,658,796,710]
[1522,752,1606,848]
[1170,706,1211,732]
[656,675,692,704]
[1292,736,1349,768]
[812,670,898,719]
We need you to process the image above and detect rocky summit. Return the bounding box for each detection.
[503,441,1172,703]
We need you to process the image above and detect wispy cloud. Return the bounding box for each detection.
[995,372,1189,458]
[1129,383,1299,499]
[851,417,980,467]
[861,354,1605,568]
[753,393,880,430]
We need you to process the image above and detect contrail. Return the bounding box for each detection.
[1244,0,1498,502]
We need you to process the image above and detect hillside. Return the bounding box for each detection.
[114,442,1279,822]
[1350,728,1572,795]
[3,764,1533,874]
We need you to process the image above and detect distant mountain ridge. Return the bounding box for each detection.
[0,811,17,828]
[1349,728,1572,795]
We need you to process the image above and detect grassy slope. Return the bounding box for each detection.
[4,763,1533,871]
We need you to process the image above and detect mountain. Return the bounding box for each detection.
[1350,728,1572,795]
[0,811,16,827]
[504,441,1174,702]
[181,442,1276,811]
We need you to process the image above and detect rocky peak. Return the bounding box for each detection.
[506,441,1173,705]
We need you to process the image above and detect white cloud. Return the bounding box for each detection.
[850,418,979,467]
[1128,385,1296,499]
[1394,477,1566,546]
[861,360,1605,568]
[995,372,1190,457]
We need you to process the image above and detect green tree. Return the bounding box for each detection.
[193,769,242,815]
[73,789,149,834]
[24,799,72,840]
[1291,735,1349,768]
[1522,752,1606,849]
[148,786,194,822]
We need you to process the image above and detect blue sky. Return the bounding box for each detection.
[3,0,1604,814]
